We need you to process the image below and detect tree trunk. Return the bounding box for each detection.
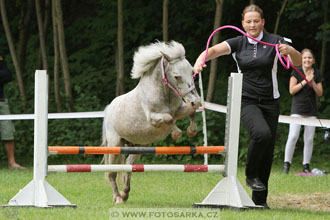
[52,0,62,112]
[54,0,74,111]
[163,0,169,42]
[320,0,328,76]
[17,0,33,72]
[116,0,125,96]
[42,0,51,44]
[273,0,288,34]
[35,0,48,72]
[0,0,26,103]
[206,0,224,102]
[37,0,51,70]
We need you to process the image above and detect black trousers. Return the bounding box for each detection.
[241,97,280,204]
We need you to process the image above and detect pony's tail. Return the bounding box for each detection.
[102,105,125,185]
[100,106,108,165]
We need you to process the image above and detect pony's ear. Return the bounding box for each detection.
[160,51,171,62]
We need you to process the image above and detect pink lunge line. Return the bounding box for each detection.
[193,25,312,87]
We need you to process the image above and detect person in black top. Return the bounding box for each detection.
[282,49,323,174]
[194,4,301,208]
[0,56,25,169]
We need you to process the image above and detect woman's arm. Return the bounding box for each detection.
[292,74,324,97]
[312,81,323,97]
[289,76,302,95]
[193,41,230,73]
[278,44,302,66]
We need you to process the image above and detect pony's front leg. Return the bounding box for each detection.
[187,111,197,137]
[174,103,198,137]
[149,112,174,127]
[171,122,182,140]
[174,102,195,120]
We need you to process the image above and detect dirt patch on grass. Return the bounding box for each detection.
[269,193,330,212]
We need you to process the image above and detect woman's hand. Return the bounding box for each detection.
[278,43,302,66]
[193,58,207,73]
[305,73,314,82]
[278,43,293,57]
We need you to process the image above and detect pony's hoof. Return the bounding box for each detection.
[114,196,125,204]
[186,127,197,137]
[171,134,182,141]
[171,131,182,140]
[119,191,129,201]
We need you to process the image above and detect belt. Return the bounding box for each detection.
[0,98,5,102]
[242,96,278,104]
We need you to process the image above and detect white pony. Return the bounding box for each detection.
[102,41,201,203]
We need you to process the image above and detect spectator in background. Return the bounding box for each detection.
[0,56,25,169]
[282,49,323,174]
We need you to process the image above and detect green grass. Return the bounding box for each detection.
[0,161,329,220]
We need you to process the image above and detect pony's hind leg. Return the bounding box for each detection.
[105,154,125,204]
[119,154,141,202]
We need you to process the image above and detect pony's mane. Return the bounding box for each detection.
[131,41,186,79]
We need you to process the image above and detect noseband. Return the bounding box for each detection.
[161,56,195,98]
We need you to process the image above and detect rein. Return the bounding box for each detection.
[161,56,196,98]
[193,25,312,87]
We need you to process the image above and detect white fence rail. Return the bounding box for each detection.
[1,102,329,127]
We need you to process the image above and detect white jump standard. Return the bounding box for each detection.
[5,70,75,208]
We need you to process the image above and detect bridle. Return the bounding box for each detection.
[161,56,196,98]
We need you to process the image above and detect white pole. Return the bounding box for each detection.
[33,70,48,186]
[198,72,209,165]
[224,72,242,177]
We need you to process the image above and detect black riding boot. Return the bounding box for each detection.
[281,162,291,174]
[303,163,311,173]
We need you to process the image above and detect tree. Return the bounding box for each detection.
[54,0,74,111]
[163,0,169,42]
[52,0,62,112]
[37,0,51,70]
[319,0,329,76]
[35,0,48,72]
[0,0,26,103]
[116,0,125,96]
[17,0,34,73]
[273,0,288,34]
[206,0,224,102]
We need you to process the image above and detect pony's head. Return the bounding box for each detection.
[131,41,200,111]
[131,41,186,78]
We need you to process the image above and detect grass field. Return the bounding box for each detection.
[0,160,329,220]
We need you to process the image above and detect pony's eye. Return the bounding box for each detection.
[175,76,182,81]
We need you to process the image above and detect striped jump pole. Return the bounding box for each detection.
[48,164,225,173]
[48,146,225,155]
